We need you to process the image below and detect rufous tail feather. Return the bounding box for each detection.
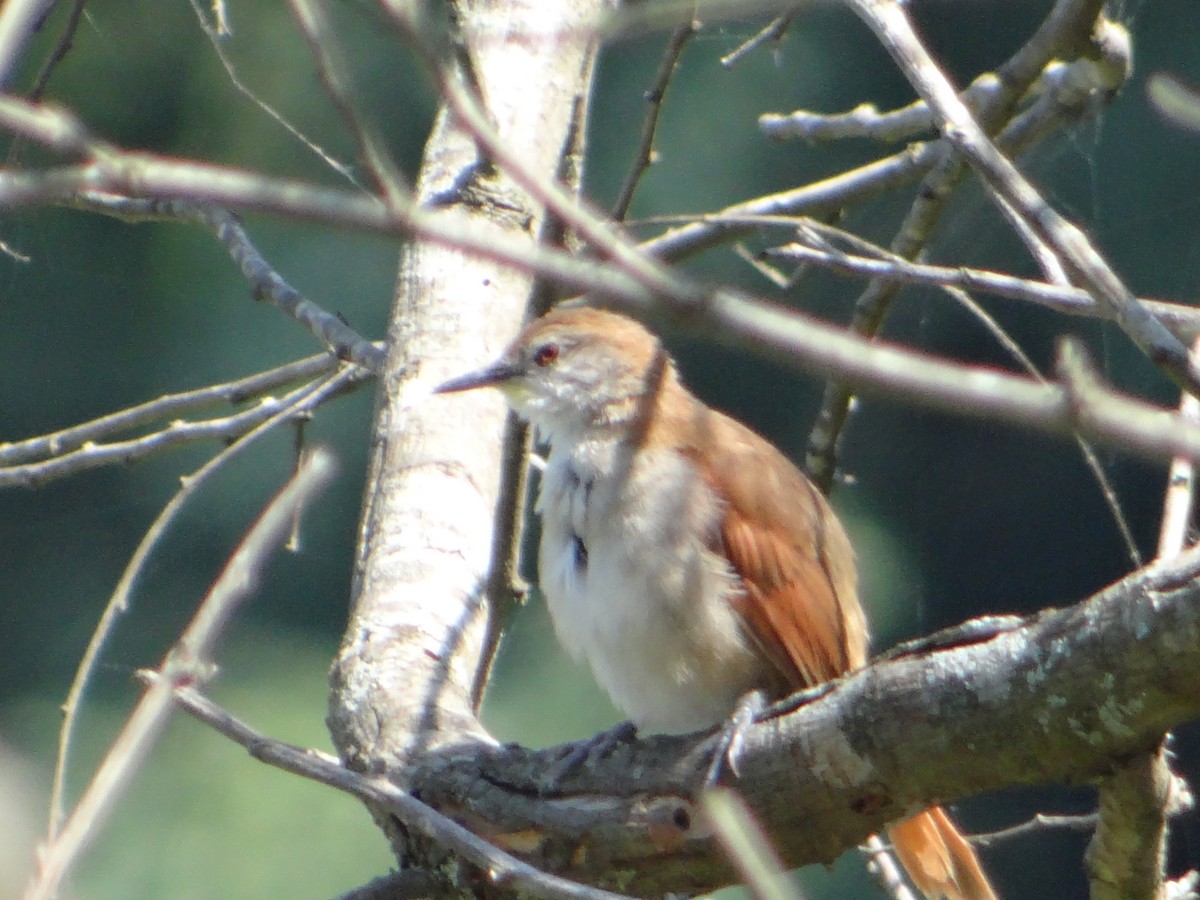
[887,806,997,900]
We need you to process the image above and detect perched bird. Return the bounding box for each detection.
[437,306,996,900]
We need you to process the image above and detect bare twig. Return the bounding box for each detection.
[971,812,1098,847]
[761,18,1127,145]
[26,448,338,900]
[185,0,362,186]
[288,0,410,203]
[55,192,386,371]
[761,73,1006,143]
[154,680,636,900]
[720,14,793,69]
[45,365,363,839]
[0,370,355,488]
[610,20,695,222]
[0,353,336,466]
[702,789,806,900]
[195,204,387,371]
[845,0,1196,395]
[760,236,1200,340]
[1157,344,1200,561]
[1149,74,1200,134]
[945,286,1140,566]
[24,0,87,102]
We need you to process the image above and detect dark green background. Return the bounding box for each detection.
[1,1,1198,897]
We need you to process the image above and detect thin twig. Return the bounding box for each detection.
[0,353,335,466]
[24,0,87,102]
[185,0,362,187]
[195,204,387,371]
[720,14,793,69]
[1157,339,1200,560]
[0,372,350,488]
[761,72,1005,143]
[758,236,1200,340]
[152,680,637,900]
[57,192,386,371]
[846,0,1196,395]
[610,20,695,222]
[27,448,338,900]
[971,812,1098,847]
[288,0,410,203]
[1149,74,1200,134]
[943,285,1141,567]
[45,365,363,839]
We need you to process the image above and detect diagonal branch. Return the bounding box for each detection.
[166,549,1200,898]
[844,0,1199,396]
[26,447,337,900]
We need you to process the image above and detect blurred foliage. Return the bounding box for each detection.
[1,0,1200,898]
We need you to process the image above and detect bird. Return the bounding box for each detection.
[436,305,996,900]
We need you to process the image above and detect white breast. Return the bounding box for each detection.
[536,435,769,734]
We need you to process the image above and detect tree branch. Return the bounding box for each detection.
[395,555,1200,896]
[148,677,632,900]
[171,553,1200,898]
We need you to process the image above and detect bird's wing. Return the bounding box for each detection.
[689,408,867,689]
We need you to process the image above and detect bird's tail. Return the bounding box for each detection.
[887,806,997,900]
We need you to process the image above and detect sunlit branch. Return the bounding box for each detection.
[0,353,336,467]
[287,0,411,203]
[3,98,1200,474]
[45,366,363,842]
[28,448,337,900]
[760,238,1200,340]
[151,678,636,900]
[719,14,794,69]
[185,0,362,186]
[610,21,695,222]
[803,0,1122,489]
[0,373,353,488]
[847,0,1195,395]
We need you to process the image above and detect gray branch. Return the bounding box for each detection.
[176,552,1200,898]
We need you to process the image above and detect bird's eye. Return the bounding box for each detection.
[533,343,559,367]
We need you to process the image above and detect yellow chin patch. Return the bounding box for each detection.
[497,382,532,404]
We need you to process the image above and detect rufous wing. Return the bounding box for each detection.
[688,407,866,691]
[688,407,997,900]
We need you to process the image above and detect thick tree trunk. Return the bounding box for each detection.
[326,0,605,882]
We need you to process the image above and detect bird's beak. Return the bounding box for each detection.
[434,359,523,395]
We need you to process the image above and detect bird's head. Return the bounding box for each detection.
[435,307,674,443]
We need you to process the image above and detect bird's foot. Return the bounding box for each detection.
[705,690,767,788]
[539,720,639,793]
